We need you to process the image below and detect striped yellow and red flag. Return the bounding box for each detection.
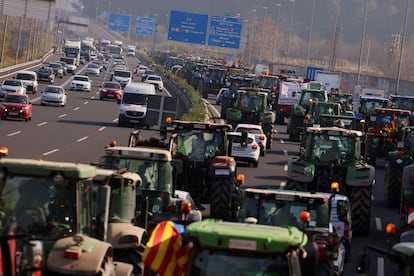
[142,220,190,276]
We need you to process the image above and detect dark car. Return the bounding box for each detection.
[48,62,64,78]
[56,61,68,75]
[36,67,55,83]
[99,81,123,103]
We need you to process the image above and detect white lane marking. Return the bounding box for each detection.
[273,129,278,133]
[43,149,59,156]
[90,96,95,99]
[7,131,21,137]
[84,101,89,104]
[377,257,384,276]
[77,136,88,142]
[280,139,285,144]
[284,164,288,171]
[98,126,106,131]
[37,122,47,126]
[59,114,67,118]
[280,181,286,190]
[375,217,382,231]
[283,150,288,156]
[113,118,118,122]
[74,107,80,111]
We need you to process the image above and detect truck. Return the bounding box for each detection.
[314,70,341,94]
[127,45,136,57]
[63,39,81,66]
[275,80,303,125]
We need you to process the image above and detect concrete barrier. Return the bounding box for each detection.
[0,49,53,75]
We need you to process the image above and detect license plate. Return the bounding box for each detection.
[8,112,18,115]
[106,94,115,97]
[233,146,245,151]
[129,120,139,123]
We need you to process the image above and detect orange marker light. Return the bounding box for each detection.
[385,223,396,235]
[299,211,311,223]
[180,200,192,214]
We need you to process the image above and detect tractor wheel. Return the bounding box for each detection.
[285,179,307,191]
[365,136,377,166]
[384,165,402,208]
[350,186,372,235]
[210,178,232,220]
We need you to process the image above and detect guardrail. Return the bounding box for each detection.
[0,49,54,75]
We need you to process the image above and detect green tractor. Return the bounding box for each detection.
[287,82,328,142]
[356,223,414,276]
[0,157,134,275]
[225,87,276,149]
[183,218,315,275]
[384,126,414,208]
[286,126,375,235]
[160,120,245,220]
[400,154,414,234]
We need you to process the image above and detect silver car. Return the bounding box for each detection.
[0,79,27,98]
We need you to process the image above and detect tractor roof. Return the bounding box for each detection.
[306,126,364,137]
[168,120,233,132]
[373,107,411,116]
[186,219,307,252]
[0,158,96,179]
[104,146,172,161]
[243,188,347,203]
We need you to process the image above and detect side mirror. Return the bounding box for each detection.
[355,251,370,273]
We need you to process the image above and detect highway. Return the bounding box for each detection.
[0,52,403,275]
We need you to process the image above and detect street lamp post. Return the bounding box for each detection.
[395,0,411,95]
[356,0,368,86]
[247,9,256,66]
[305,0,316,67]
[259,6,268,64]
[166,13,170,52]
[286,0,295,64]
[272,3,282,62]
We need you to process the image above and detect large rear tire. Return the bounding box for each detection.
[384,165,402,208]
[350,186,372,235]
[210,178,232,220]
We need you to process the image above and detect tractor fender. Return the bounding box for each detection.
[107,223,146,250]
[388,151,411,168]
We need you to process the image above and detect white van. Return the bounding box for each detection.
[118,82,156,127]
[15,70,38,93]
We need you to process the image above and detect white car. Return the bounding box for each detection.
[85,63,100,77]
[0,79,27,98]
[15,71,38,94]
[136,65,147,75]
[70,75,92,92]
[227,131,260,167]
[235,123,267,156]
[41,85,67,107]
[144,74,164,91]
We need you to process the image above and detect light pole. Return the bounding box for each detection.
[272,3,282,62]
[259,6,268,64]
[286,0,295,64]
[305,0,316,67]
[356,0,368,86]
[165,13,170,52]
[395,0,410,95]
[247,9,256,66]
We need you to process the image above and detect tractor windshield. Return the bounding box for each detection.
[189,248,291,276]
[360,100,388,114]
[238,93,265,112]
[311,135,354,163]
[375,113,409,129]
[240,197,329,228]
[300,91,326,105]
[100,156,173,192]
[173,130,226,161]
[1,176,91,238]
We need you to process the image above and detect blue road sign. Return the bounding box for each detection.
[135,17,154,36]
[108,13,131,33]
[168,10,208,45]
[306,66,324,81]
[208,16,243,49]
